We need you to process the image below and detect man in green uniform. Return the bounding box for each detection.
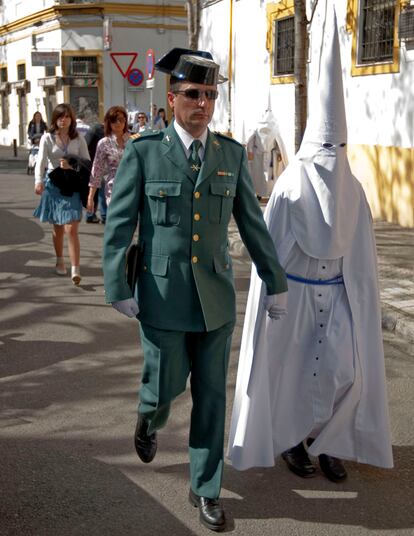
[103,48,287,532]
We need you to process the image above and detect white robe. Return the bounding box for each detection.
[227,179,393,471]
[246,131,268,198]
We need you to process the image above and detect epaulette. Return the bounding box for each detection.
[213,131,243,147]
[130,130,162,142]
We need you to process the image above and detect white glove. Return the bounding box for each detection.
[112,298,139,318]
[264,292,288,320]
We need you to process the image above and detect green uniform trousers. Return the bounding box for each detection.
[138,320,235,499]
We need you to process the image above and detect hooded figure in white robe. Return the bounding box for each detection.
[247,110,289,199]
[227,5,393,475]
[246,129,268,198]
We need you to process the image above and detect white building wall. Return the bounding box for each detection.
[0,1,187,145]
[199,0,414,155]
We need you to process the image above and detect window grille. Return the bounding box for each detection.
[17,63,26,80]
[69,56,98,75]
[273,16,295,76]
[359,0,396,63]
[45,65,56,77]
[399,6,414,41]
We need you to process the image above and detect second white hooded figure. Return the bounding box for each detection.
[227,5,393,481]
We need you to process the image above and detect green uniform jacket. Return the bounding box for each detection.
[103,123,287,332]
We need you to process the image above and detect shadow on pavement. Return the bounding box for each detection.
[0,208,44,245]
[0,438,197,536]
[158,448,414,531]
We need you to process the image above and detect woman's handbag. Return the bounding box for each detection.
[126,241,140,292]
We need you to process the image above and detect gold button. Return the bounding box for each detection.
[143,265,148,271]
[193,234,200,242]
[194,213,201,221]
[159,190,165,197]
[194,191,201,199]
[192,256,198,264]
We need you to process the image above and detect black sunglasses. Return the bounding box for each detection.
[174,89,219,101]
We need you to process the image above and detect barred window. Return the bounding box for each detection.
[17,63,26,80]
[68,56,98,75]
[45,66,56,77]
[0,67,7,82]
[273,16,295,76]
[359,0,396,64]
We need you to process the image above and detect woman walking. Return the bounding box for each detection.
[34,103,90,285]
[28,111,48,145]
[87,106,129,209]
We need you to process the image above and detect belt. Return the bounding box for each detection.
[286,273,344,285]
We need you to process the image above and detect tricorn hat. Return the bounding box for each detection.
[155,47,227,85]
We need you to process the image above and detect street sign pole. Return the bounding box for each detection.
[146,49,155,128]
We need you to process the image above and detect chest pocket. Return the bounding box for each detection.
[209,182,236,224]
[145,181,182,226]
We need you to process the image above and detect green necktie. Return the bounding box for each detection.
[189,139,202,174]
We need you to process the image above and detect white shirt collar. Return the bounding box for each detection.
[173,120,208,159]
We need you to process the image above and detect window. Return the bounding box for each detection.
[349,0,400,76]
[1,93,9,128]
[267,0,295,84]
[68,56,98,75]
[0,66,7,82]
[17,63,26,80]
[359,0,395,63]
[45,65,56,77]
[273,16,295,75]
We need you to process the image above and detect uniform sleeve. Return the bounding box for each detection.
[232,149,287,295]
[102,141,143,303]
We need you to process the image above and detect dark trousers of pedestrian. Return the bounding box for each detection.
[98,183,107,222]
[138,321,234,500]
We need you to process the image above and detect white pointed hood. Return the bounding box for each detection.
[281,4,361,259]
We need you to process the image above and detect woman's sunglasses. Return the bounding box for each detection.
[174,89,219,101]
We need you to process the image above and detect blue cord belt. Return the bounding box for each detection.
[286,273,344,285]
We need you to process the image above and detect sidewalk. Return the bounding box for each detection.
[375,221,414,342]
[0,143,28,161]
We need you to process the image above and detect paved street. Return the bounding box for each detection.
[0,169,413,536]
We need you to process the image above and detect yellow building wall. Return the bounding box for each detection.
[348,144,414,227]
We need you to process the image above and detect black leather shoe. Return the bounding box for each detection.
[281,442,316,478]
[319,454,347,482]
[134,414,157,463]
[189,489,226,532]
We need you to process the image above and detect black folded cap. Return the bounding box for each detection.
[155,48,227,85]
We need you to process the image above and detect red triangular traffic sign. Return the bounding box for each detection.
[110,52,138,78]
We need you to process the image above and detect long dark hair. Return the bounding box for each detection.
[49,103,78,139]
[104,106,128,137]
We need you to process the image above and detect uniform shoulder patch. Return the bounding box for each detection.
[213,131,243,147]
[130,130,162,142]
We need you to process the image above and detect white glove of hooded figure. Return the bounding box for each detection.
[112,298,139,318]
[264,292,288,320]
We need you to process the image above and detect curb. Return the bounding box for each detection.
[381,303,414,343]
